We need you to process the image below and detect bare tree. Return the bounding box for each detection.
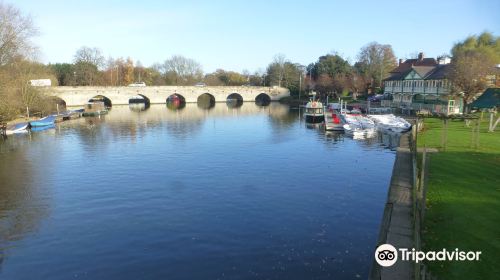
[0,2,38,65]
[73,46,105,69]
[162,55,203,85]
[356,42,397,90]
[272,53,286,87]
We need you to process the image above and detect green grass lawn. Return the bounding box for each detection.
[419,115,500,279]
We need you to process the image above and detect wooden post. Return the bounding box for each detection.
[444,118,448,151]
[441,118,448,151]
[420,147,427,223]
[471,119,475,148]
[26,107,30,119]
[57,104,60,115]
[441,118,445,149]
[476,119,480,149]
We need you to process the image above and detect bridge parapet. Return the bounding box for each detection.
[41,86,290,107]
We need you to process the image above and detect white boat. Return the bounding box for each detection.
[368,114,412,133]
[304,92,324,123]
[342,114,375,131]
[342,113,377,139]
[5,123,30,135]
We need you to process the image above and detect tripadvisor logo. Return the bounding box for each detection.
[375,244,482,267]
[375,244,398,267]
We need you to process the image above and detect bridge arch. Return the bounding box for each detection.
[47,96,67,113]
[167,94,186,110]
[226,93,243,108]
[129,94,150,105]
[89,95,112,107]
[129,94,150,111]
[255,93,271,106]
[197,93,215,109]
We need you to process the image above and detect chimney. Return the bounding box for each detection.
[399,59,403,66]
[418,52,424,61]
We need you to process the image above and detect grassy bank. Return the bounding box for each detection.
[418,116,500,279]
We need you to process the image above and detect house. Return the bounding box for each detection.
[382,53,463,115]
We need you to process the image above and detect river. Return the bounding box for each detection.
[0,103,398,280]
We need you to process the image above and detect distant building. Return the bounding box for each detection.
[382,53,463,115]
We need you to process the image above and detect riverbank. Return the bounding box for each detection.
[370,132,414,279]
[418,116,500,279]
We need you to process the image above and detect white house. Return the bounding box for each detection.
[382,53,462,115]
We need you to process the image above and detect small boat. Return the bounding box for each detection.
[82,101,108,117]
[368,114,412,133]
[304,92,324,123]
[5,122,31,135]
[342,113,376,139]
[30,115,56,127]
[31,124,55,132]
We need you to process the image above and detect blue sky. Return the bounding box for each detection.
[14,0,500,73]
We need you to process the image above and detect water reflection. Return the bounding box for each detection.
[226,98,243,108]
[0,102,398,280]
[197,93,215,109]
[0,138,52,272]
[166,94,186,111]
[129,103,150,112]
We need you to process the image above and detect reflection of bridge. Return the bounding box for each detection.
[42,86,290,107]
[101,103,291,123]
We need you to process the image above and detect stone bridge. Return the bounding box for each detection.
[41,86,290,107]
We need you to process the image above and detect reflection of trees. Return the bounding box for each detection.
[255,93,271,106]
[66,103,297,147]
[197,93,215,110]
[226,93,243,108]
[0,138,51,270]
[267,105,300,130]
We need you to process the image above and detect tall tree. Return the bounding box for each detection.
[266,58,304,95]
[312,53,352,79]
[449,32,500,111]
[162,55,203,85]
[272,54,286,87]
[51,63,76,86]
[356,42,397,90]
[123,57,134,85]
[0,2,37,65]
[73,46,105,69]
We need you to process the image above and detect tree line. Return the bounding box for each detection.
[1,1,498,121]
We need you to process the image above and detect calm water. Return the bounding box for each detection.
[0,103,398,280]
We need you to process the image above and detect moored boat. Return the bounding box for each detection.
[368,114,412,133]
[5,122,31,135]
[30,115,56,127]
[342,113,376,139]
[304,92,324,123]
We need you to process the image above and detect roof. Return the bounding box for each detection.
[390,58,438,74]
[471,88,500,109]
[384,64,453,81]
[413,66,436,78]
[385,68,412,81]
[425,64,452,80]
